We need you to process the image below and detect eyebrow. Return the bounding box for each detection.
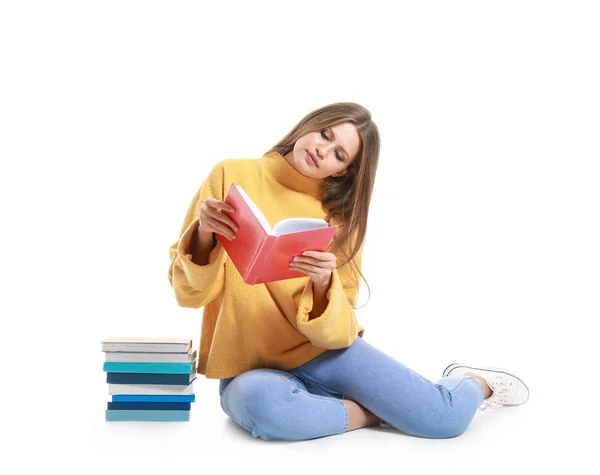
[329,128,349,160]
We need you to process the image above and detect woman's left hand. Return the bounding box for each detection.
[289,251,337,288]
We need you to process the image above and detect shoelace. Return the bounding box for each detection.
[478,377,514,412]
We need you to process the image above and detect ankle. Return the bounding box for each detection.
[367,412,381,426]
[465,372,493,399]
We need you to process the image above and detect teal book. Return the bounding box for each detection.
[105,410,190,421]
[103,362,194,374]
[111,395,196,402]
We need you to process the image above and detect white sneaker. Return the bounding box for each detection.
[442,363,530,412]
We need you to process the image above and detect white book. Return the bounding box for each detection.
[105,348,197,363]
[108,383,195,395]
[101,337,192,353]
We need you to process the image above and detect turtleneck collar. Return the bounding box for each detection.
[261,151,323,199]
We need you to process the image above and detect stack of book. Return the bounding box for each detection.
[102,337,197,421]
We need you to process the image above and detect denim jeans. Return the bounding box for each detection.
[219,336,485,440]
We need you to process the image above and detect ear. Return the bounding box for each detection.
[332,169,348,178]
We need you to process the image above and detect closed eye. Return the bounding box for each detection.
[320,130,345,162]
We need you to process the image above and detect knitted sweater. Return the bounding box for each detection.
[168,151,364,379]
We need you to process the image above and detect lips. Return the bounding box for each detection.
[307,151,318,167]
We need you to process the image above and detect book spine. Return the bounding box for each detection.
[105,410,190,422]
[103,362,194,374]
[105,351,196,363]
[111,395,196,402]
[245,235,278,284]
[107,402,191,411]
[102,344,189,353]
[106,372,196,385]
[244,235,265,283]
[109,383,194,395]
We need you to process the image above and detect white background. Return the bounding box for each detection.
[1,1,598,473]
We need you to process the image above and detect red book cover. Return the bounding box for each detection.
[216,183,338,285]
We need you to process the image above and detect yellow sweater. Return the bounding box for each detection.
[168,151,364,379]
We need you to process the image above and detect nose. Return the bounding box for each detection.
[316,143,334,159]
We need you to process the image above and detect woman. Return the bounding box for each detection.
[168,102,530,440]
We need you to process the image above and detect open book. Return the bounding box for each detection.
[216,183,338,284]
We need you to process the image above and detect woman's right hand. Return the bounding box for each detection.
[198,198,238,241]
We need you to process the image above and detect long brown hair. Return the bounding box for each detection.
[265,102,380,308]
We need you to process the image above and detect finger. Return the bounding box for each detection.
[298,252,325,262]
[208,208,239,231]
[290,262,322,274]
[289,264,309,276]
[302,251,336,261]
[208,198,235,213]
[292,256,327,267]
[215,212,239,232]
[220,203,236,213]
[205,216,237,240]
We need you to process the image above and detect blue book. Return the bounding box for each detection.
[106,372,196,385]
[103,362,194,374]
[106,410,190,422]
[111,395,196,403]
[107,402,191,411]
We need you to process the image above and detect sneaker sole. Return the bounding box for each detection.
[442,363,530,405]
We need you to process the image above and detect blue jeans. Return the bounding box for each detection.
[219,337,485,440]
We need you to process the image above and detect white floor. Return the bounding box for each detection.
[6,298,595,474]
[11,354,588,475]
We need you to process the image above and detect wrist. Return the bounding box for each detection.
[190,226,216,266]
[194,226,216,252]
[313,275,332,293]
[196,226,214,244]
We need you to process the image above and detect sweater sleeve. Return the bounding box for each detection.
[295,234,365,349]
[168,162,228,308]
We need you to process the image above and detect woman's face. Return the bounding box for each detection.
[285,122,361,179]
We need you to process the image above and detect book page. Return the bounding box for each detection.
[236,185,272,234]
[272,217,329,236]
